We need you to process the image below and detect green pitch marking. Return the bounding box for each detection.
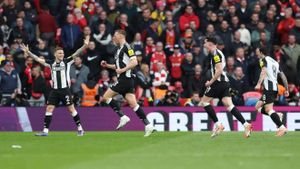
[0,132,299,169]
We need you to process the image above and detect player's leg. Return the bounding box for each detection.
[222,96,252,137]
[103,88,125,117]
[255,100,268,115]
[35,105,55,136]
[199,95,224,137]
[125,93,154,137]
[67,104,84,136]
[264,103,287,136]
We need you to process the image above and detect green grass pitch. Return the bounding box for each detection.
[1,132,299,169]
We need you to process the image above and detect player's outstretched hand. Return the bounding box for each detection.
[101,60,107,68]
[20,43,29,53]
[205,81,212,87]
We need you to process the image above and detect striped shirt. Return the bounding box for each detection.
[46,57,74,89]
[210,49,229,82]
[259,56,280,91]
[115,42,136,78]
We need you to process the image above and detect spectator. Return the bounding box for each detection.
[90,11,113,34]
[136,64,153,106]
[230,31,247,55]
[277,7,295,44]
[97,69,112,104]
[23,1,37,25]
[281,34,300,83]
[225,56,235,77]
[120,0,138,24]
[144,36,156,57]
[36,6,57,47]
[150,41,166,73]
[93,23,112,56]
[246,13,259,32]
[81,79,99,107]
[237,24,251,46]
[73,8,88,30]
[218,20,232,56]
[181,52,195,98]
[236,0,251,24]
[252,31,272,55]
[185,91,201,107]
[151,1,166,36]
[30,65,46,105]
[265,9,279,44]
[83,41,102,80]
[179,4,200,34]
[70,56,90,102]
[180,30,196,52]
[23,56,33,98]
[9,17,31,44]
[136,8,152,33]
[190,64,204,96]
[169,44,184,84]
[230,15,240,33]
[286,84,299,106]
[251,20,271,44]
[131,33,144,52]
[106,0,119,25]
[160,20,179,50]
[0,60,21,95]
[290,16,300,44]
[234,47,248,75]
[13,11,35,42]
[144,19,160,43]
[192,43,207,65]
[61,14,81,56]
[33,39,53,60]
[229,66,249,106]
[152,61,170,101]
[75,26,93,50]
[2,0,20,27]
[4,89,30,107]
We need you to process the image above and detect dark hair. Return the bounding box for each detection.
[257,47,267,55]
[205,36,217,44]
[115,29,126,37]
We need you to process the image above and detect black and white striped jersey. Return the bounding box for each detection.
[259,56,280,91]
[210,49,229,82]
[115,42,136,78]
[46,57,74,89]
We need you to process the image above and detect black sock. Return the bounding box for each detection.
[204,105,218,123]
[270,113,283,127]
[261,107,268,115]
[135,107,150,125]
[44,115,52,129]
[73,114,82,127]
[108,99,124,117]
[230,107,246,124]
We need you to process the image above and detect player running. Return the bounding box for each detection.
[101,29,154,137]
[199,37,252,138]
[20,36,90,136]
[254,47,289,136]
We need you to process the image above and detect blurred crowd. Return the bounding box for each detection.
[0,0,299,107]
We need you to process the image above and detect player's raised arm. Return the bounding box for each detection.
[20,43,49,67]
[69,35,90,59]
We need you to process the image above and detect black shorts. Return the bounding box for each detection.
[111,77,135,96]
[204,81,231,99]
[260,90,278,104]
[47,88,73,106]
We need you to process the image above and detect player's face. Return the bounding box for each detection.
[113,32,121,45]
[255,48,262,58]
[204,40,212,52]
[55,50,64,61]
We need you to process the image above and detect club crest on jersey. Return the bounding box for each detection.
[213,55,220,62]
[128,49,134,56]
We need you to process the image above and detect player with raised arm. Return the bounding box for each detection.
[20,36,90,136]
[254,47,289,136]
[101,29,154,137]
[199,37,252,138]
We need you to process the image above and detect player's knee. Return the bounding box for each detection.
[267,109,275,115]
[226,104,235,112]
[199,102,210,107]
[46,106,54,112]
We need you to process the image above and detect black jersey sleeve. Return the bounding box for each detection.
[212,54,222,64]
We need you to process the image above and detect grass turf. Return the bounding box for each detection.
[0,132,299,169]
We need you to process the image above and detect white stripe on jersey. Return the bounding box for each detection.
[66,60,74,87]
[263,56,279,91]
[52,62,58,89]
[60,62,67,88]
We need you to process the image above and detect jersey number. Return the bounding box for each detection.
[272,65,277,77]
[65,95,71,105]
